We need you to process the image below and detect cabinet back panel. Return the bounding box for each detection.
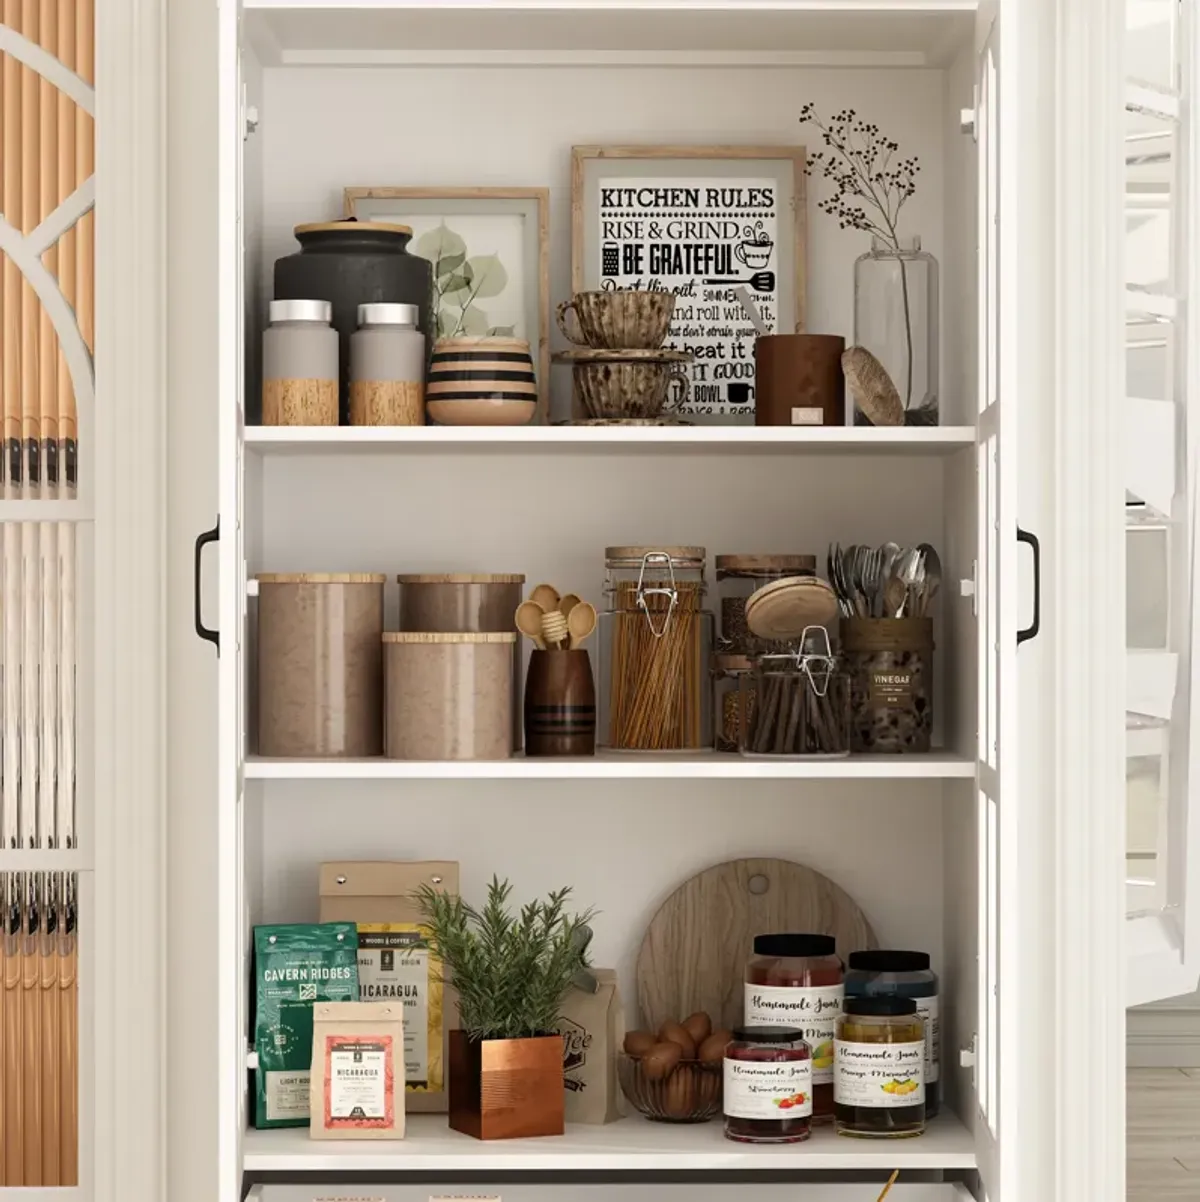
[256,778,947,1031]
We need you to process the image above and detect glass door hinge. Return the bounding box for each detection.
[960,1036,977,1068]
[960,562,978,616]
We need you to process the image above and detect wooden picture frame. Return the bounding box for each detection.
[345,186,551,423]
[571,146,807,425]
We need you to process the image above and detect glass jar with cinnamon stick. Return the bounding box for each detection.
[740,626,850,758]
[598,547,713,751]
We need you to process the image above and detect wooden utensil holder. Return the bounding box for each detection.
[524,649,596,756]
[840,618,934,753]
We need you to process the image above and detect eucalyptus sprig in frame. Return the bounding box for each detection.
[799,104,923,412]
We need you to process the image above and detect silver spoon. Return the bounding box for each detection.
[916,543,943,616]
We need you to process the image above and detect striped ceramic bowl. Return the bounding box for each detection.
[427,337,538,426]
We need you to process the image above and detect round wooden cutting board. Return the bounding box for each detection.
[636,857,879,1033]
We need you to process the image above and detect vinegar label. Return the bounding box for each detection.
[743,983,844,1084]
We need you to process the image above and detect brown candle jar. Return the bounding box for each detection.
[754,334,846,427]
[723,1026,811,1144]
[835,997,926,1139]
[744,934,843,1122]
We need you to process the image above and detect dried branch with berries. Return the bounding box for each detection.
[799,104,923,412]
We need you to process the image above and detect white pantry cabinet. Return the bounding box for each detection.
[163,0,1160,1201]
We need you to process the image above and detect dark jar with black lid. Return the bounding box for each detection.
[845,949,939,1116]
[835,996,925,1139]
[723,1025,812,1144]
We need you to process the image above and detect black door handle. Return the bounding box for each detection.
[1016,527,1040,645]
[194,520,220,653]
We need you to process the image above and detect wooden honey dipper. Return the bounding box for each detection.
[541,608,569,648]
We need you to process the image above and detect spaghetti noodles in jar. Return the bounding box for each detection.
[598,547,713,751]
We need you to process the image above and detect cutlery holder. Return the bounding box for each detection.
[524,650,596,756]
[840,618,934,753]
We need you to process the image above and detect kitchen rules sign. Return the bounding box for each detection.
[598,177,779,422]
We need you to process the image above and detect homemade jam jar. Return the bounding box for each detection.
[845,949,940,1117]
[835,997,926,1139]
[744,933,844,1122]
[723,1026,812,1144]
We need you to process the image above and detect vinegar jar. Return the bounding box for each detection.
[744,933,843,1122]
[845,950,940,1117]
[723,1026,812,1144]
[834,997,926,1139]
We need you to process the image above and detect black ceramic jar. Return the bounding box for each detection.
[273,221,434,423]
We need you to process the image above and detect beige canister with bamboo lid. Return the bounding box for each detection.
[256,573,386,757]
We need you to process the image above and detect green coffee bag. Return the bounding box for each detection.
[253,922,359,1128]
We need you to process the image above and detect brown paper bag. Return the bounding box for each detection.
[319,861,458,1113]
[555,969,624,1124]
[309,1001,405,1141]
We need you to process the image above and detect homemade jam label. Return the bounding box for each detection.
[834,1039,924,1108]
[724,1056,813,1119]
[869,670,914,707]
[918,996,940,1084]
[743,983,844,1084]
[323,1035,395,1130]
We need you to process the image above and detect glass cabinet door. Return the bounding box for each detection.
[1124,0,1200,1006]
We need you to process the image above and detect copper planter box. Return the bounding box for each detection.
[448,1029,565,1140]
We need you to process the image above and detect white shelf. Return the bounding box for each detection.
[244,4,976,69]
[242,1111,976,1173]
[245,752,976,780]
[244,425,976,456]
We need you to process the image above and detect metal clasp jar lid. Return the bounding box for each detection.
[758,625,837,697]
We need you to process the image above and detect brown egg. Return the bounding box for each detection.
[663,1063,696,1118]
[682,1011,712,1046]
[623,1029,657,1057]
[640,1040,683,1082]
[698,1029,734,1064]
[658,1020,697,1059]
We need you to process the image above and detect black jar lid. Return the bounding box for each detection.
[732,1025,806,1044]
[753,933,836,958]
[847,950,931,973]
[844,996,918,1017]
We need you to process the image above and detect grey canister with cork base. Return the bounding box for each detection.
[261,299,339,425]
[754,334,846,427]
[840,617,934,753]
[350,303,426,426]
[256,573,386,757]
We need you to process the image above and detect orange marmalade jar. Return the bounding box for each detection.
[744,933,844,1122]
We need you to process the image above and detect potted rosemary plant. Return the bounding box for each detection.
[800,104,939,426]
[416,876,595,1140]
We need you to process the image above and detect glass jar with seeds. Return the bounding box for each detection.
[598,547,713,752]
[711,653,754,753]
[716,555,816,655]
[740,627,850,758]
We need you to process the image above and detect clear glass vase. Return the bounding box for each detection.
[853,236,940,426]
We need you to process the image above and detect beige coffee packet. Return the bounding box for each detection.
[320,861,459,1113]
[555,969,625,1123]
[309,1001,405,1141]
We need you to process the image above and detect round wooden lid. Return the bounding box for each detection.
[294,220,413,236]
[744,576,838,640]
[256,573,386,584]
[383,631,517,644]
[606,545,706,563]
[715,554,816,573]
[396,573,526,584]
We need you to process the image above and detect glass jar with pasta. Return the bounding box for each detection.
[598,547,714,752]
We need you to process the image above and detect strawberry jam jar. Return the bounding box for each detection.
[744,933,844,1121]
[723,1026,812,1143]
